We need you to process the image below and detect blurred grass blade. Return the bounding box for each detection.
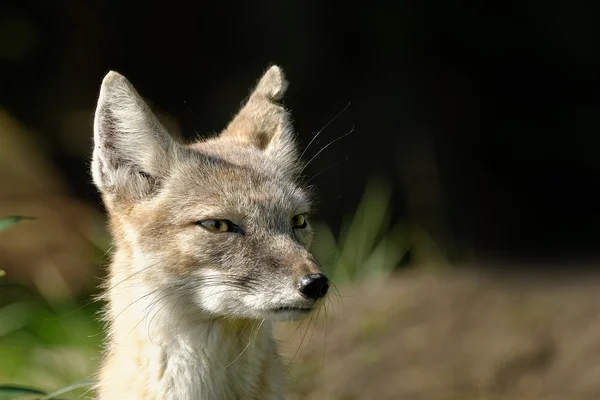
[0,216,35,233]
[310,177,407,283]
[310,221,339,275]
[39,379,93,400]
[0,385,46,399]
[0,302,35,338]
[360,223,408,279]
[336,178,392,281]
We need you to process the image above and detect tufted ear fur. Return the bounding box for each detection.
[219,65,299,164]
[92,71,178,200]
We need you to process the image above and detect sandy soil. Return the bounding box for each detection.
[275,269,600,400]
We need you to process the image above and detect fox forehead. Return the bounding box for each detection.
[161,144,312,222]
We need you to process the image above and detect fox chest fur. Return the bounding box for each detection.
[91,66,329,399]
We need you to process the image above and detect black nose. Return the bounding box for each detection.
[298,273,329,300]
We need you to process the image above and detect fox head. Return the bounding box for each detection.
[92,66,329,321]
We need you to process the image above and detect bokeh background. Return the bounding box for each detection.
[1,1,600,399]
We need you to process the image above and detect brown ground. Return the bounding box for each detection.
[275,269,600,400]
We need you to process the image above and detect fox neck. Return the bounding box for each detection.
[99,250,282,400]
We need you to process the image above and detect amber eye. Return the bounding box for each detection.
[198,219,237,233]
[291,214,307,229]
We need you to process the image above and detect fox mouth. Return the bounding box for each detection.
[272,306,313,313]
[265,305,316,320]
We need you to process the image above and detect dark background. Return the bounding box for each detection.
[2,0,599,269]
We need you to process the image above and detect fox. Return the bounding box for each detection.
[91,65,330,400]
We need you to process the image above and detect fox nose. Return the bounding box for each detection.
[298,273,329,300]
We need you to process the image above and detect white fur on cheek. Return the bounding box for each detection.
[194,269,249,317]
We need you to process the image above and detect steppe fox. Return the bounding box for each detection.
[91,66,329,399]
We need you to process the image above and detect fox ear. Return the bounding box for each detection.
[220,65,299,163]
[92,71,175,199]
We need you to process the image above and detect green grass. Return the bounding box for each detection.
[0,292,101,397]
[312,177,410,283]
[0,216,101,399]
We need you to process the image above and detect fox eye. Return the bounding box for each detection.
[198,219,237,233]
[291,214,307,229]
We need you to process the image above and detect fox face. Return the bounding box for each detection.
[92,66,329,322]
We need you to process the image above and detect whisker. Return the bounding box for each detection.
[124,290,181,339]
[321,302,329,369]
[140,283,249,335]
[286,314,314,372]
[145,290,192,343]
[329,281,345,318]
[183,100,202,123]
[300,126,355,175]
[300,101,352,160]
[289,318,308,343]
[221,319,265,371]
[110,287,167,322]
[153,294,188,343]
[305,305,321,348]
[305,157,349,184]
